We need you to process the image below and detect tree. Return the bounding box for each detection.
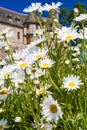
[74,2,87,14]
[59,8,69,26]
[59,2,87,26]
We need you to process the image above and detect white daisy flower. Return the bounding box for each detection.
[0,87,10,100]
[71,46,81,57]
[63,74,83,90]
[25,67,32,75]
[0,77,4,86]
[14,117,22,122]
[72,58,80,62]
[65,60,70,64]
[32,48,48,61]
[43,2,62,12]
[33,79,40,85]
[25,55,35,65]
[30,37,46,46]
[24,45,39,55]
[29,75,35,80]
[33,29,44,37]
[23,3,41,12]
[72,52,80,57]
[34,68,45,78]
[39,58,55,68]
[41,95,63,122]
[71,46,80,52]
[36,88,45,95]
[36,83,51,95]
[15,60,29,69]
[13,51,23,61]
[0,119,8,130]
[0,65,15,78]
[0,60,6,66]
[40,117,52,130]
[11,69,25,87]
[74,14,87,21]
[36,87,52,96]
[58,26,82,42]
[38,6,45,13]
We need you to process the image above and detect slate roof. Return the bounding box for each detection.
[0,7,60,29]
[23,12,39,24]
[0,7,27,28]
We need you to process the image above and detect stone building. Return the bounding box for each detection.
[0,7,59,58]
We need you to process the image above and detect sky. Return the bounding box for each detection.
[0,0,87,14]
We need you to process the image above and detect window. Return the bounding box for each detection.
[15,17,20,23]
[7,14,12,21]
[27,25,29,29]
[36,25,38,29]
[17,32,20,39]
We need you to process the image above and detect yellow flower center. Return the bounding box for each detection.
[50,104,58,113]
[3,71,9,77]
[37,88,45,94]
[68,82,75,87]
[0,125,3,130]
[35,54,42,59]
[42,118,48,124]
[65,35,73,41]
[19,63,27,68]
[42,63,49,67]
[0,89,9,94]
[18,82,23,87]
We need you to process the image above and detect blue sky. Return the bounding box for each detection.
[0,0,87,14]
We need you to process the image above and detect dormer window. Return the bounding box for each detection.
[15,17,20,23]
[7,14,12,21]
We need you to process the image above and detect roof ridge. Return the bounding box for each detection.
[0,6,27,16]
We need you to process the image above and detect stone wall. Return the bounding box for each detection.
[0,23,27,50]
[0,23,27,59]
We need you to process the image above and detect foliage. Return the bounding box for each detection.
[59,2,87,26]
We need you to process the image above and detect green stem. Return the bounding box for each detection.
[3,34,14,63]
[47,70,61,93]
[33,12,42,28]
